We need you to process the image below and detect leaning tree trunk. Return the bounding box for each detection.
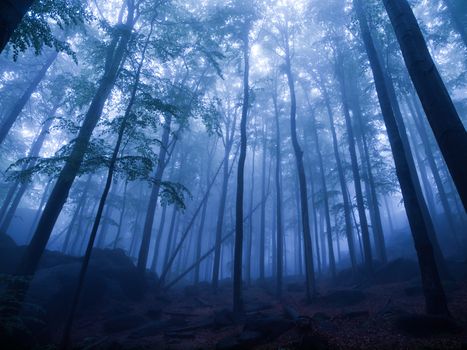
[406,96,463,252]
[0,107,57,232]
[136,114,172,273]
[354,0,449,315]
[285,35,315,302]
[59,18,153,346]
[0,51,57,145]
[383,0,467,211]
[233,27,250,313]
[15,5,134,279]
[0,0,35,53]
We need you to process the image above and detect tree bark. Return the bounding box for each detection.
[335,55,373,273]
[15,5,134,277]
[137,114,172,273]
[383,0,467,211]
[354,0,449,315]
[272,88,284,298]
[233,27,250,313]
[284,31,315,301]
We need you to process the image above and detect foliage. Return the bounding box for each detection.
[7,0,91,62]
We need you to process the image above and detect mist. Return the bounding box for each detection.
[0,0,466,349]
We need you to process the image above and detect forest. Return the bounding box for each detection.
[0,0,466,349]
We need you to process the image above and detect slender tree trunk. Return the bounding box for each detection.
[163,207,178,270]
[0,0,35,53]
[383,0,467,210]
[284,34,315,301]
[272,90,284,298]
[60,13,149,343]
[246,142,256,286]
[311,113,335,277]
[233,28,250,313]
[353,103,387,263]
[318,77,356,272]
[62,176,92,253]
[354,0,449,315]
[335,56,373,273]
[14,6,134,278]
[137,115,172,273]
[113,180,128,249]
[259,123,267,281]
[151,204,167,273]
[212,146,232,289]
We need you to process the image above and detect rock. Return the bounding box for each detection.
[320,289,366,307]
[102,314,147,333]
[373,259,419,284]
[23,248,144,324]
[394,314,462,337]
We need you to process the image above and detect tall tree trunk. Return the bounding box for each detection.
[15,4,134,278]
[406,96,463,251]
[354,0,449,315]
[272,89,284,298]
[259,123,267,281]
[383,0,467,210]
[212,145,232,289]
[233,27,250,313]
[284,33,315,301]
[318,78,356,273]
[0,51,57,145]
[352,98,387,263]
[60,13,150,344]
[335,56,373,273]
[311,110,335,278]
[373,39,449,275]
[246,141,256,286]
[0,0,35,53]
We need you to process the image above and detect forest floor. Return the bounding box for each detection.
[1,235,467,350]
[64,276,467,350]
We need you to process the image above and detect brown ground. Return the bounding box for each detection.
[64,276,467,350]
